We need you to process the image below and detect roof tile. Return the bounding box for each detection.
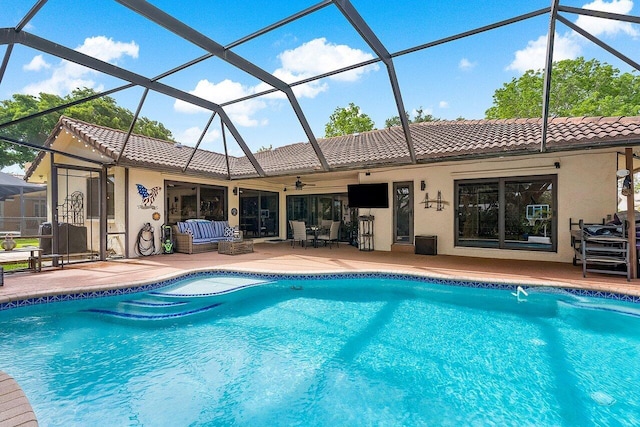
[25,115,640,181]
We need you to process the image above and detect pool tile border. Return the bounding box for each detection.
[1,270,639,311]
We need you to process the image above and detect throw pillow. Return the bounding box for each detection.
[224,226,235,241]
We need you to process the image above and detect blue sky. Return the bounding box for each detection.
[1,0,639,173]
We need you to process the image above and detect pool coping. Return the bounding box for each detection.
[2,267,639,311]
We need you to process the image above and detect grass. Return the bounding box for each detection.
[15,238,39,248]
[1,237,39,271]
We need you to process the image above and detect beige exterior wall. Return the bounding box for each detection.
[33,132,631,264]
[340,149,620,263]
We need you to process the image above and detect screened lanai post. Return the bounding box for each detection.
[182,112,217,172]
[540,0,559,153]
[100,166,108,261]
[220,117,231,180]
[116,88,149,163]
[333,0,416,163]
[50,154,60,259]
[626,148,637,279]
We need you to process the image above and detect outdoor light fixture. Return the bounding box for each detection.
[554,162,560,169]
[421,180,426,191]
[233,187,238,195]
[617,169,630,177]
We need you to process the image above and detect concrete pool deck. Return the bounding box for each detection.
[1,241,639,304]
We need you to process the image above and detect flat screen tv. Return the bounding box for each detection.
[347,183,389,208]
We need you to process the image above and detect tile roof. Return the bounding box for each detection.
[26,115,640,181]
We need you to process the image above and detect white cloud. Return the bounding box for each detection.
[458,58,477,70]
[576,0,638,37]
[175,38,379,126]
[23,55,50,72]
[506,0,637,73]
[506,33,582,73]
[21,36,138,96]
[174,79,266,127]
[176,126,221,146]
[439,101,449,109]
[277,38,379,84]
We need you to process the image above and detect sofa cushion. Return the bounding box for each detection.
[178,222,200,238]
[212,220,228,237]
[192,237,213,244]
[198,221,215,239]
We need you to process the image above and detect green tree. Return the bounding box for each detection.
[384,106,440,128]
[485,57,640,119]
[324,103,375,137]
[0,88,174,168]
[256,144,272,153]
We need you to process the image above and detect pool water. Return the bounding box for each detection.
[1,275,639,426]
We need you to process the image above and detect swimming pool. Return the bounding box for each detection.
[1,273,639,426]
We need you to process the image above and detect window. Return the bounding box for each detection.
[165,182,227,223]
[87,175,115,219]
[33,200,46,218]
[455,175,556,251]
[239,189,278,238]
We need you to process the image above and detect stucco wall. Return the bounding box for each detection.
[353,150,619,263]
[40,131,629,264]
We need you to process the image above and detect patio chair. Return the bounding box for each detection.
[320,219,332,234]
[290,220,313,248]
[318,221,340,248]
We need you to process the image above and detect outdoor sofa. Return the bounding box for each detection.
[173,220,232,254]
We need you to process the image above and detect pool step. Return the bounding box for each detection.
[559,300,640,318]
[85,295,223,320]
[86,302,223,320]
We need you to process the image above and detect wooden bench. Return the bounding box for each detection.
[28,253,64,271]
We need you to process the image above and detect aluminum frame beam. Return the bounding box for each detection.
[557,15,640,72]
[333,0,416,163]
[0,28,265,177]
[115,0,330,172]
[116,88,149,162]
[540,0,560,152]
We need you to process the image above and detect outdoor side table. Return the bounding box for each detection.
[218,240,254,255]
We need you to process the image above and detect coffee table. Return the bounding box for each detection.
[218,239,254,255]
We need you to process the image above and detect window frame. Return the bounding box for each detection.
[454,174,557,252]
[87,174,115,219]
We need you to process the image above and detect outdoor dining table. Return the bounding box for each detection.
[308,226,320,248]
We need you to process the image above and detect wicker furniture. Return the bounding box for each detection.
[218,239,254,255]
[172,220,230,254]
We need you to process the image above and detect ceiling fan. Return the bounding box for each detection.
[286,176,315,191]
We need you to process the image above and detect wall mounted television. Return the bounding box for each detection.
[347,183,389,208]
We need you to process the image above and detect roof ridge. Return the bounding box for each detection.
[60,116,176,146]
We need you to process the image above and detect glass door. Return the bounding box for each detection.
[393,181,413,244]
